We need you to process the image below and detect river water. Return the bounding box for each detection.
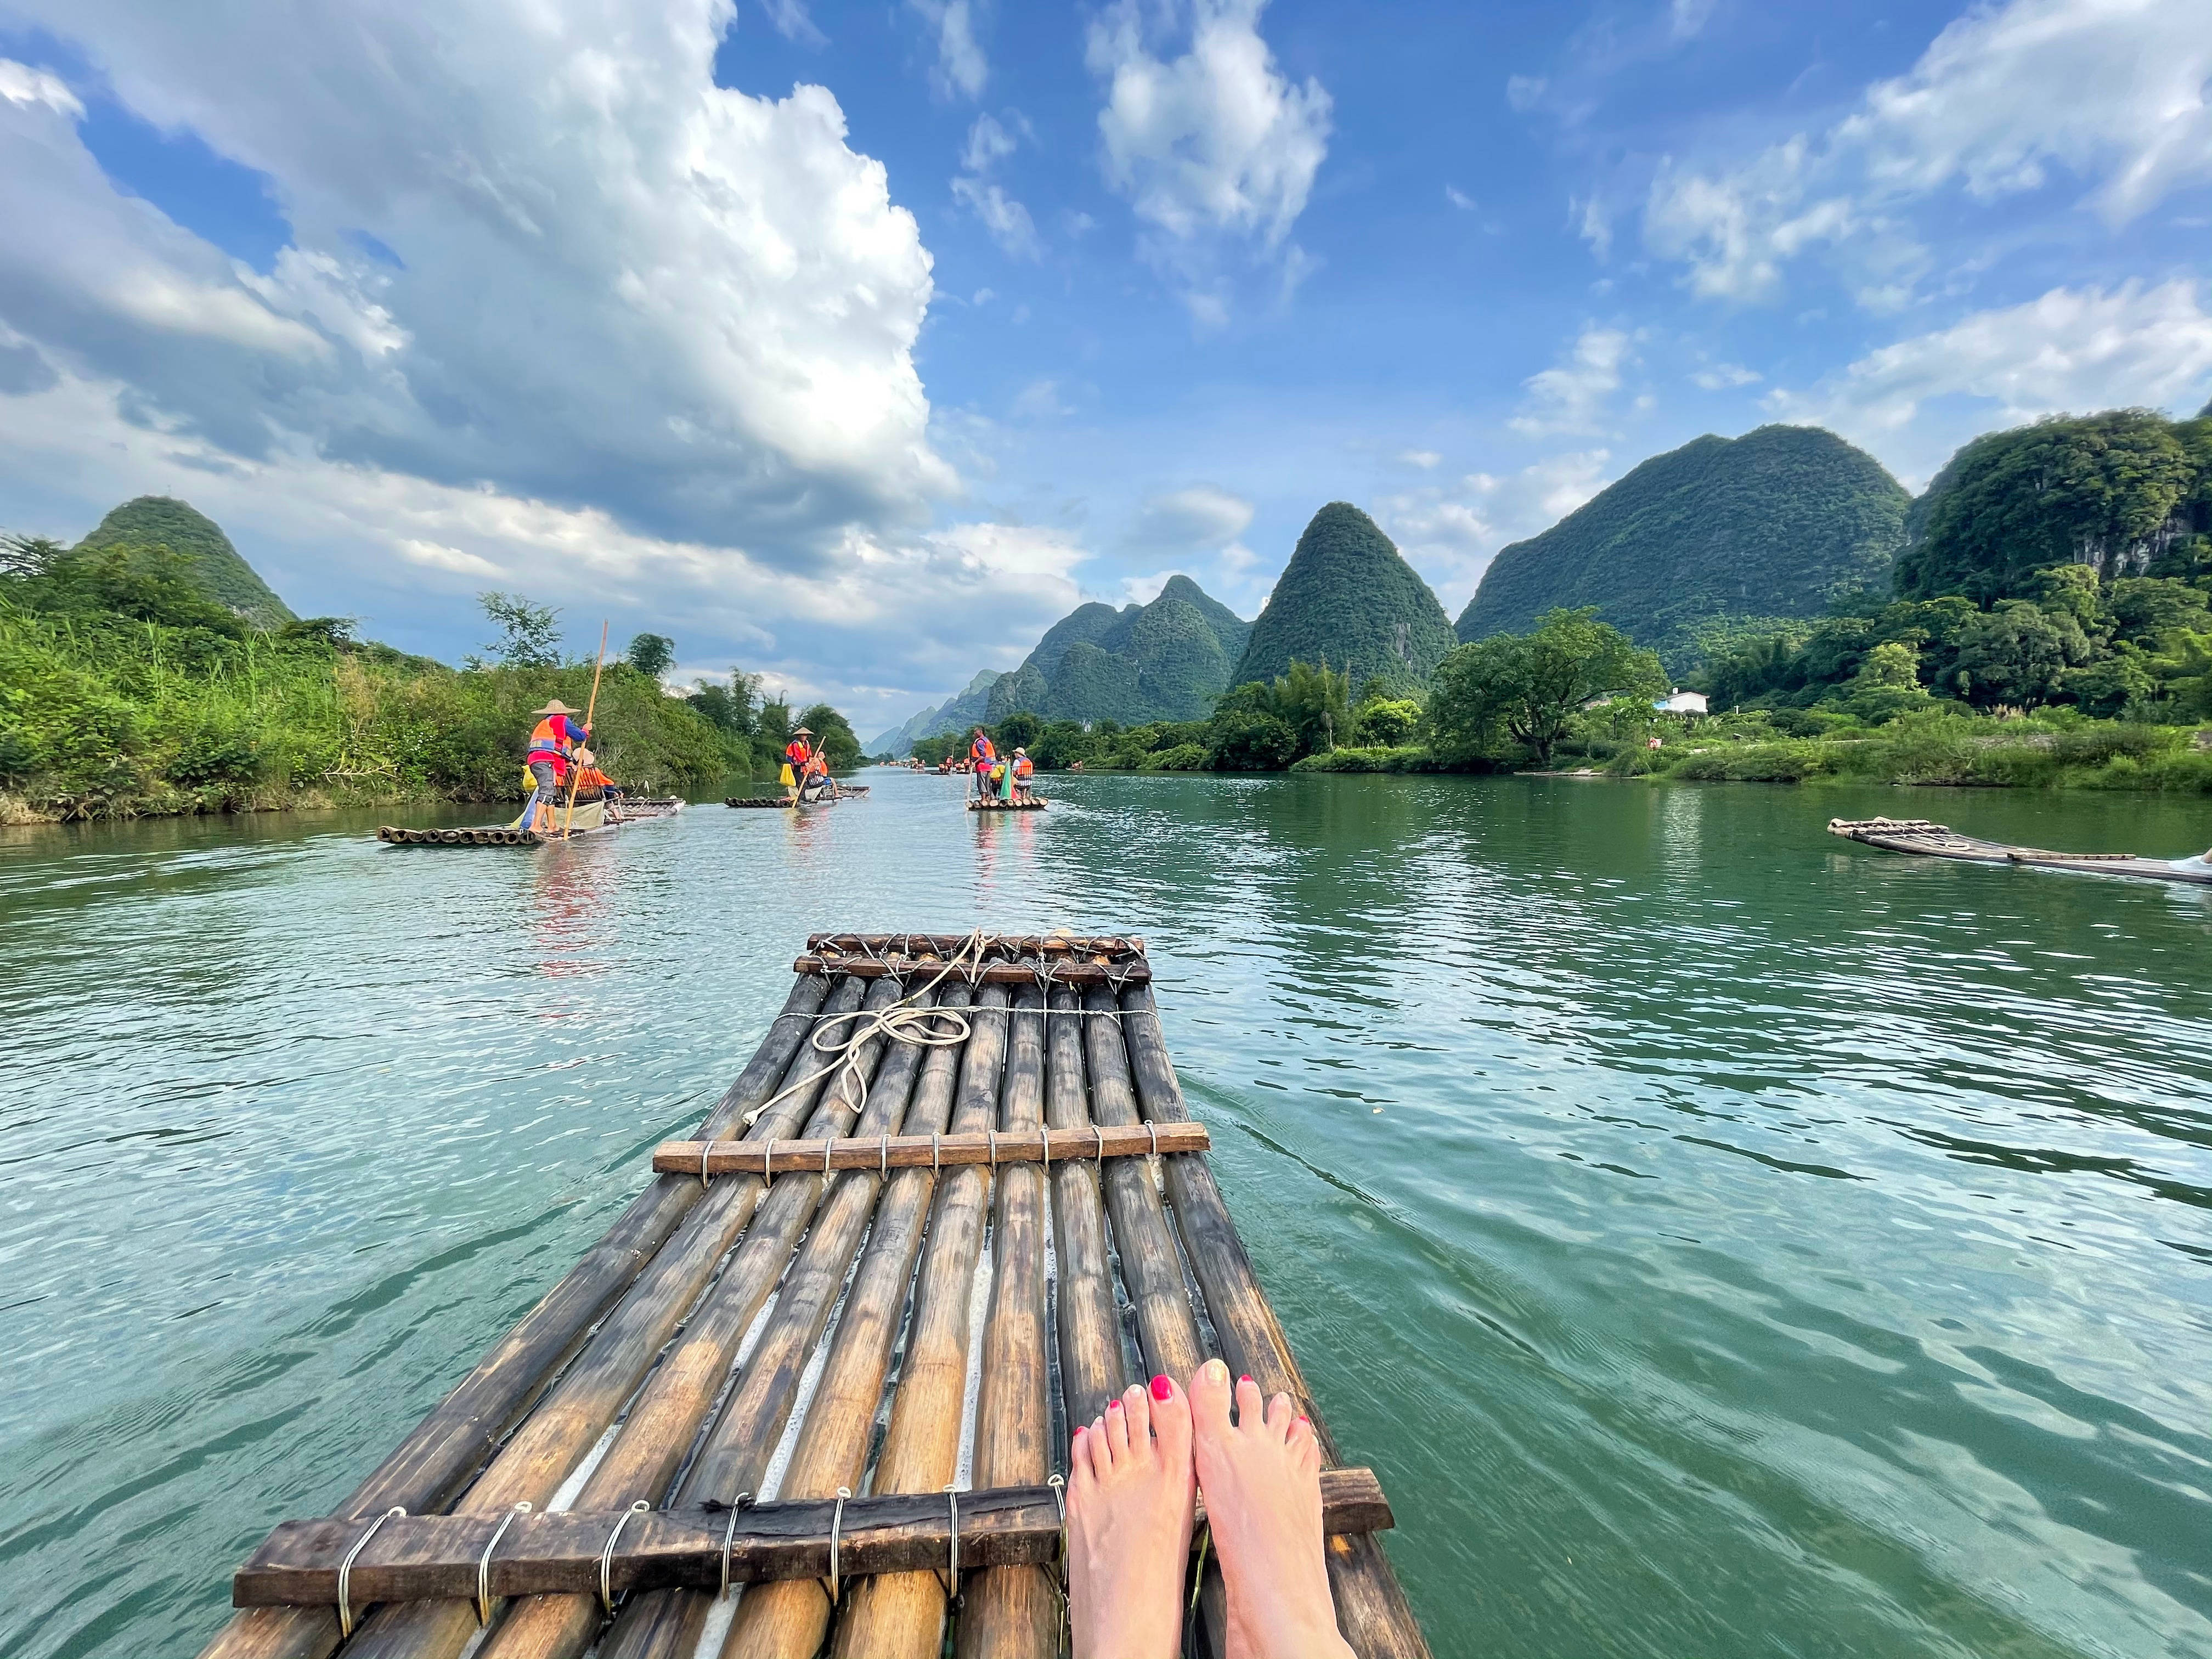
[2,771,2208,1659]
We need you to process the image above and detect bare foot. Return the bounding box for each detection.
[1067,1375,1196,1659]
[1188,1358,1352,1659]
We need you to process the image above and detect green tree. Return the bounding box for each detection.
[1271,659,1352,755]
[912,732,961,766]
[991,709,1045,754]
[1951,602,2093,708]
[795,702,862,770]
[1353,695,1422,746]
[627,633,676,679]
[1430,608,1666,766]
[1843,640,1932,724]
[471,591,562,669]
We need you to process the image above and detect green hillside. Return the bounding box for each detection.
[1233,503,1456,689]
[76,496,295,628]
[1897,409,2212,602]
[984,573,1250,725]
[1457,426,1908,666]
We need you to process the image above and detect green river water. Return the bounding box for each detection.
[2,770,2209,1659]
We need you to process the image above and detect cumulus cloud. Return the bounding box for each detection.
[1398,449,1441,468]
[0,4,953,566]
[1510,325,1633,435]
[1645,0,2212,303]
[759,0,827,47]
[1379,450,1614,601]
[909,0,989,100]
[1085,0,1331,324]
[1764,279,2212,485]
[1691,362,1761,390]
[1128,484,1255,550]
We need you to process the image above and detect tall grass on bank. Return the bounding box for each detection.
[0,597,744,821]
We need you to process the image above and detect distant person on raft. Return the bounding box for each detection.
[517,698,592,834]
[1012,747,1035,802]
[969,727,996,799]
[782,726,814,796]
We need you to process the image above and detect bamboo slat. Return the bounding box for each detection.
[194,974,834,1659]
[1119,985,1432,1659]
[335,978,877,1659]
[1045,985,1127,1437]
[956,985,1057,1658]
[716,985,974,1659]
[472,980,923,1659]
[828,986,1011,1659]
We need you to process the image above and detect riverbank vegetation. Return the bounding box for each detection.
[0,534,847,821]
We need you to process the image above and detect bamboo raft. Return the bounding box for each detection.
[200,932,1428,1659]
[1829,817,2212,885]
[969,798,1047,812]
[377,802,685,847]
[726,797,795,809]
[727,786,872,810]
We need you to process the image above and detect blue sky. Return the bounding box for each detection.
[1,0,2208,735]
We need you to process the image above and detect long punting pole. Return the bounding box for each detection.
[194,975,834,1659]
[478,978,928,1659]
[954,985,1057,1656]
[830,985,1012,1659]
[1119,983,1433,1659]
[557,621,609,840]
[332,978,877,1659]
[719,985,974,1659]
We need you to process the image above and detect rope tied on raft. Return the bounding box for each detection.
[732,932,990,1143]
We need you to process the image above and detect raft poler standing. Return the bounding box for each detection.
[968,726,996,801]
[782,726,814,799]
[517,698,592,835]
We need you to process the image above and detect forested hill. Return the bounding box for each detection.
[983,573,1251,726]
[77,496,295,628]
[1232,503,1457,689]
[1897,408,2212,602]
[1456,426,1908,665]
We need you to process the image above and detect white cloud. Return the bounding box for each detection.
[1505,75,1547,112]
[0,2,952,567]
[0,58,83,117]
[758,0,826,47]
[951,113,1041,258]
[1398,449,1441,468]
[397,538,503,577]
[1510,325,1633,435]
[1691,362,1761,389]
[1444,185,1476,211]
[1129,484,1254,550]
[1086,0,1331,323]
[1764,279,2212,485]
[1668,0,1717,41]
[1645,0,2212,303]
[909,0,988,100]
[1011,377,1070,419]
[1379,450,1614,601]
[1573,194,1613,259]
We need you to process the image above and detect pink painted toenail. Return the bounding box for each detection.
[1150,1375,1172,1400]
[1107,1400,1122,1410]
[1238,1375,1252,1385]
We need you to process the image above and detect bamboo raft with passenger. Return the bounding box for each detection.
[199,932,1428,1659]
[970,797,1047,811]
[377,799,684,847]
[1828,817,2212,885]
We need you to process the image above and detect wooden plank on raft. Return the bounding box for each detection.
[234,1471,1395,1607]
[792,955,1150,985]
[807,934,1145,959]
[957,983,1057,1658]
[331,977,882,1659]
[194,974,836,1659]
[831,985,1012,1659]
[719,984,977,1659]
[468,979,930,1659]
[1119,984,1434,1659]
[651,1121,1209,1176]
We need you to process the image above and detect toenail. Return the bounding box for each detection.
[1296,1414,1309,1424]
[1238,1375,1253,1385]
[1150,1374,1172,1400]
[1204,1359,1228,1384]
[1107,1399,1122,1410]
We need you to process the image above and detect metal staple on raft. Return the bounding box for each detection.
[825,1486,853,1606]
[932,1132,941,1175]
[717,1493,755,1599]
[879,1133,891,1177]
[1047,1474,1067,1585]
[336,1506,404,1638]
[599,1499,650,1613]
[823,1137,834,1177]
[475,1502,531,1624]
[987,1128,998,1167]
[941,1483,962,1601]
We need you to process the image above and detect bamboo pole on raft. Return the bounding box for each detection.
[468,978,918,1659]
[716,985,973,1659]
[557,621,608,840]
[828,985,1012,1659]
[1118,984,1432,1659]
[193,974,834,1659]
[1046,983,1127,1435]
[330,977,875,1659]
[954,984,1057,1658]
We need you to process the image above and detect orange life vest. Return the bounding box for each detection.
[1012,756,1034,781]
[527,715,581,759]
[970,736,995,763]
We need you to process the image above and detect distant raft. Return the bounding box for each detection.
[726,797,797,809]
[1828,817,2212,885]
[377,799,684,847]
[969,797,1047,812]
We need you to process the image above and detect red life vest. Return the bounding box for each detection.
[785,739,811,768]
[527,715,581,760]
